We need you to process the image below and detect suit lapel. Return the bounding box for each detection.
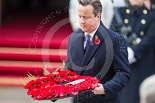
[70,31,85,66]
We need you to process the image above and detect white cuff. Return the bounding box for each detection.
[127,47,137,64]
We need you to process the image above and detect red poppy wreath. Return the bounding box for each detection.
[24,67,100,101]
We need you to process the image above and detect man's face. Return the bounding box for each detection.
[78,4,100,34]
[129,0,145,8]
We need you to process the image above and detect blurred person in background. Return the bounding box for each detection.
[110,0,155,103]
[112,0,127,7]
[69,0,114,31]
[139,74,155,103]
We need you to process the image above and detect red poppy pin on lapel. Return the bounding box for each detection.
[94,35,100,44]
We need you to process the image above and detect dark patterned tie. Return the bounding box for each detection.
[85,34,90,52]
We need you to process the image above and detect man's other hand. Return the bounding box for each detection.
[92,83,105,95]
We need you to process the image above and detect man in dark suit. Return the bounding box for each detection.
[65,0,130,103]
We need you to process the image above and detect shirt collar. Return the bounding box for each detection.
[84,24,100,40]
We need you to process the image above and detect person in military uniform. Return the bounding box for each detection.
[110,0,155,103]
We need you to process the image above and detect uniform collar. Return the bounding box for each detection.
[127,5,147,16]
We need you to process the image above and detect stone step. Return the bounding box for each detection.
[0,87,72,103]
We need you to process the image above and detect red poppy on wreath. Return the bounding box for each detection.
[70,87,79,95]
[94,35,100,44]
[59,84,70,97]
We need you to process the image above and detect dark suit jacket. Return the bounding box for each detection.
[65,21,130,103]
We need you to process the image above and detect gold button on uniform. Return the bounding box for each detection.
[140,31,144,36]
[132,39,137,45]
[126,9,130,14]
[141,19,146,24]
[132,38,141,45]
[143,9,147,15]
[124,19,129,24]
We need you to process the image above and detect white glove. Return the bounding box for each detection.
[127,47,137,64]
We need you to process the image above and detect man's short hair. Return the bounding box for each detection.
[78,0,102,16]
[140,75,155,103]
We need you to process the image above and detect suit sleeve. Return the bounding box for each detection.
[103,34,130,98]
[131,21,155,60]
